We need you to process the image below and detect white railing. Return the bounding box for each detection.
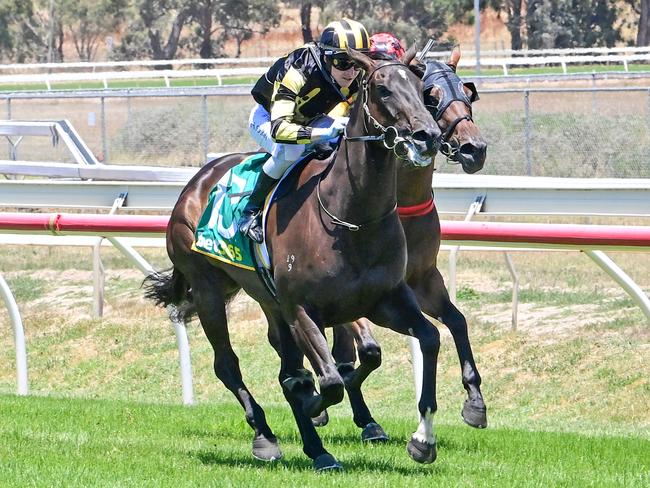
[1,48,649,89]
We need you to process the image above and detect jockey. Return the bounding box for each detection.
[369,32,405,59]
[239,18,370,243]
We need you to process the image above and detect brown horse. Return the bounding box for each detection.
[145,47,442,470]
[331,48,488,442]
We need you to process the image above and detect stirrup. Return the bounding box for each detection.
[239,211,263,243]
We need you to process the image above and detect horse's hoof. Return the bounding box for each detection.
[406,437,437,464]
[462,398,488,429]
[312,409,329,427]
[313,453,343,472]
[361,422,389,443]
[251,435,283,462]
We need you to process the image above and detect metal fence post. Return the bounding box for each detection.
[524,90,532,176]
[100,96,108,163]
[202,95,209,163]
[6,98,11,160]
[647,89,650,169]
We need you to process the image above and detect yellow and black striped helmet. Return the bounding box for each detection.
[319,18,370,55]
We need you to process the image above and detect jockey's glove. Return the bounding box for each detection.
[312,117,349,141]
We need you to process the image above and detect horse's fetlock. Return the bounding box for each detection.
[320,380,345,405]
[358,346,382,369]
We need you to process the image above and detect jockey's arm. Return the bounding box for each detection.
[269,66,316,144]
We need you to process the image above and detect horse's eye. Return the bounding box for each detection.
[377,85,392,99]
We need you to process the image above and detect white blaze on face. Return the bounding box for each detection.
[398,69,408,80]
[413,407,436,444]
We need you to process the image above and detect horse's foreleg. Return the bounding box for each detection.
[332,322,388,442]
[411,267,487,428]
[193,273,281,462]
[269,313,341,471]
[368,283,440,464]
[289,306,345,419]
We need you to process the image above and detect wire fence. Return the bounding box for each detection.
[2,85,649,178]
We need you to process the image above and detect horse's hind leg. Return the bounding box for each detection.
[265,308,341,471]
[411,266,487,428]
[289,306,345,419]
[192,267,282,461]
[332,322,389,442]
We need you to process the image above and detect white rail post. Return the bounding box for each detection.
[107,236,195,405]
[584,250,650,324]
[503,253,520,330]
[0,273,28,395]
[448,194,485,303]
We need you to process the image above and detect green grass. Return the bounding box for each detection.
[0,246,649,483]
[1,394,648,487]
[0,76,259,92]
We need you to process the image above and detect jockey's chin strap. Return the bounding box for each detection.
[343,62,412,160]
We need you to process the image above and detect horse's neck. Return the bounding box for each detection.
[322,124,398,222]
[396,163,436,207]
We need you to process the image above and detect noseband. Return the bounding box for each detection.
[423,61,475,161]
[343,62,419,161]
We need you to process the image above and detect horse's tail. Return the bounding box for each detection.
[143,267,196,324]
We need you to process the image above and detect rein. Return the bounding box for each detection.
[317,61,409,232]
[343,62,413,160]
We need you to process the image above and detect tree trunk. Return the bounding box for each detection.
[506,0,523,50]
[199,3,213,59]
[638,0,650,46]
[300,2,313,43]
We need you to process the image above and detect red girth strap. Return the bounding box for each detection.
[397,198,435,218]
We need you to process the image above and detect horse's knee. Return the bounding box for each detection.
[280,369,316,397]
[419,327,441,357]
[358,343,382,370]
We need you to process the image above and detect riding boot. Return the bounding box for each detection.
[238,170,278,243]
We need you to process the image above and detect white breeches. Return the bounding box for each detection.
[248,104,336,179]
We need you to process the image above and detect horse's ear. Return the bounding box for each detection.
[401,43,418,66]
[347,47,374,72]
[448,45,461,72]
[463,82,480,102]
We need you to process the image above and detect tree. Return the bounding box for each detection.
[0,0,64,62]
[186,0,280,59]
[626,0,650,46]
[115,0,191,61]
[320,0,451,48]
[526,0,620,49]
[59,0,127,61]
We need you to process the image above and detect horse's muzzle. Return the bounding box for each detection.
[458,140,487,174]
[411,128,441,158]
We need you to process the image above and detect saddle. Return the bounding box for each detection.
[192,148,335,296]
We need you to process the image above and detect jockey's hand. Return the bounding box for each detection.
[313,117,349,141]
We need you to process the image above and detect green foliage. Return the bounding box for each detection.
[59,0,127,61]
[320,0,452,48]
[526,0,621,48]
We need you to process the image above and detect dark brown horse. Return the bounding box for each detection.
[331,47,488,442]
[145,47,442,470]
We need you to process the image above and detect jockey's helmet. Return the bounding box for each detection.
[319,19,370,70]
[370,32,405,59]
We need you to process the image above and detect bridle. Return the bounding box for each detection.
[423,62,476,161]
[318,60,428,232]
[343,61,423,162]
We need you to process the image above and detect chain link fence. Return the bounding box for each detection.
[2,85,649,178]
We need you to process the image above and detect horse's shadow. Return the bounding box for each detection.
[190,429,481,474]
